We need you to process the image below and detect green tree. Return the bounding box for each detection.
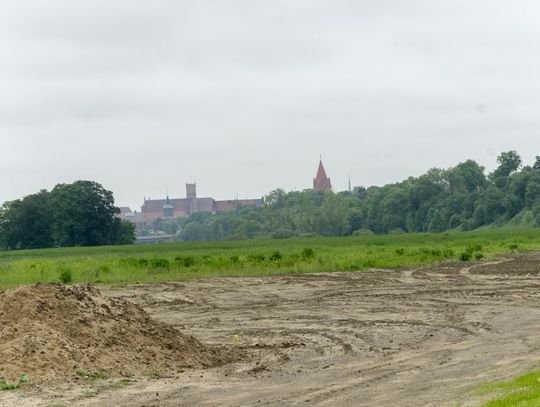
[490,150,522,188]
[427,208,447,232]
[379,186,411,233]
[314,192,350,236]
[49,181,120,246]
[533,156,540,171]
[0,191,53,249]
[180,222,207,241]
[114,219,136,244]
[447,160,486,193]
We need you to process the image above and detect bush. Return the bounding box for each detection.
[417,247,442,257]
[0,375,29,390]
[269,251,283,261]
[395,248,405,255]
[174,256,196,267]
[301,248,315,260]
[59,269,72,284]
[472,244,483,252]
[442,249,455,258]
[247,253,266,262]
[460,252,472,261]
[137,258,149,267]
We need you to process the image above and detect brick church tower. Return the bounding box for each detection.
[313,158,332,191]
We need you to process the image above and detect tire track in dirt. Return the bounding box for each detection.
[8,253,540,406]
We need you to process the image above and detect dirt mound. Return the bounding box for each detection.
[0,284,231,384]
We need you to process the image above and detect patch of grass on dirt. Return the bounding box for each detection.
[477,369,540,406]
[1,228,540,289]
[0,374,29,390]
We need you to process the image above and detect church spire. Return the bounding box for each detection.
[313,157,332,190]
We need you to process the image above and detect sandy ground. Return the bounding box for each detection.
[4,253,540,406]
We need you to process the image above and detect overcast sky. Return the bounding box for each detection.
[1,1,540,209]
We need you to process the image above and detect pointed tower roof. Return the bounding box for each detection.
[163,194,174,210]
[163,194,174,218]
[313,159,332,190]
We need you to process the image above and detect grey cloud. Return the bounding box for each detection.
[2,1,540,208]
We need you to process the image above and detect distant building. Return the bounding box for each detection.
[313,159,332,191]
[162,195,174,219]
[141,183,215,221]
[119,183,264,231]
[185,182,198,214]
[117,207,147,231]
[213,198,264,212]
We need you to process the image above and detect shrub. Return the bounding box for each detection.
[417,247,442,257]
[59,269,72,284]
[472,244,483,252]
[135,258,149,267]
[460,252,472,261]
[0,375,29,390]
[301,248,315,260]
[269,251,283,261]
[395,248,405,255]
[442,249,455,258]
[174,256,196,267]
[247,254,266,263]
[362,259,376,268]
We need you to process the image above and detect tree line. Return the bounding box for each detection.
[3,151,539,248]
[178,151,540,241]
[0,180,135,250]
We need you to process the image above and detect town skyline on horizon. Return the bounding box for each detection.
[2,149,537,212]
[121,157,335,211]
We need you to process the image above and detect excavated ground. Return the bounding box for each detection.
[0,284,233,385]
[3,253,540,406]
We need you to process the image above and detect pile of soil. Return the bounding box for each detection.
[0,284,231,383]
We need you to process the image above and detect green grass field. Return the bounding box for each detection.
[476,368,540,406]
[1,228,540,290]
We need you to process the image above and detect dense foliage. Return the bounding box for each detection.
[0,181,134,249]
[178,151,540,241]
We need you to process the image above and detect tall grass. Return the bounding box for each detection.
[0,228,539,289]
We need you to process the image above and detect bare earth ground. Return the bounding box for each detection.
[4,253,540,406]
